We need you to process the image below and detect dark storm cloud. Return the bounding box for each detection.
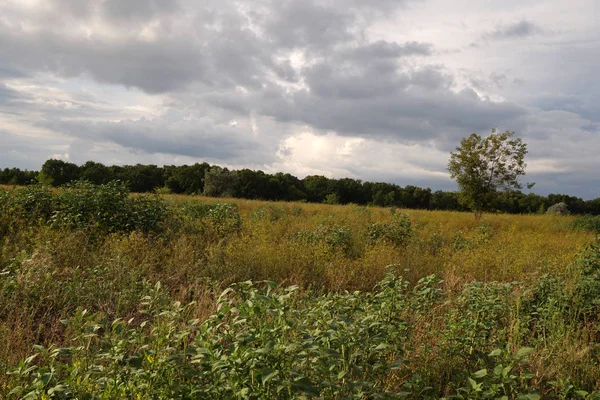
[302,59,407,99]
[0,0,275,93]
[39,118,272,162]
[202,57,526,145]
[279,86,526,144]
[535,94,586,112]
[0,0,426,95]
[0,0,551,142]
[0,28,208,94]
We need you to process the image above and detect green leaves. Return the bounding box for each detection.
[291,377,319,397]
[8,268,600,399]
[516,347,534,358]
[448,130,530,216]
[366,211,413,248]
[8,275,412,399]
[260,368,279,385]
[0,181,170,234]
[472,369,488,379]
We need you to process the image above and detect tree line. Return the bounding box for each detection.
[1,158,599,215]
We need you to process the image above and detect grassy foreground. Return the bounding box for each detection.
[1,182,600,398]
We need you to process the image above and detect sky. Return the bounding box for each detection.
[0,0,598,198]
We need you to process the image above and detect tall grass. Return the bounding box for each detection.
[0,183,597,397]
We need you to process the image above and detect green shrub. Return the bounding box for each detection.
[125,195,170,234]
[250,204,286,222]
[4,184,54,222]
[290,224,354,255]
[7,270,600,398]
[410,274,444,314]
[154,186,172,195]
[444,281,514,360]
[453,346,539,399]
[573,215,600,233]
[366,211,412,247]
[51,181,169,234]
[0,181,170,234]
[518,273,571,347]
[323,193,340,205]
[205,203,242,235]
[8,275,410,399]
[180,201,213,219]
[450,230,473,251]
[179,201,242,238]
[475,220,493,242]
[428,230,446,255]
[547,202,570,215]
[570,240,600,323]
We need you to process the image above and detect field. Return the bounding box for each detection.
[1,182,600,398]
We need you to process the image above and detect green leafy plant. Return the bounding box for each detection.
[453,346,539,399]
[290,224,354,255]
[573,215,600,233]
[8,274,411,399]
[366,211,413,248]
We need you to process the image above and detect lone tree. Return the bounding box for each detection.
[448,129,532,219]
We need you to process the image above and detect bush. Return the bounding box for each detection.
[8,266,600,398]
[154,186,172,195]
[51,181,169,234]
[3,184,54,222]
[8,276,410,399]
[179,201,213,219]
[125,195,170,234]
[444,281,514,360]
[573,215,600,233]
[205,202,242,235]
[0,181,170,234]
[450,229,473,251]
[250,204,286,222]
[570,240,600,323]
[323,193,340,205]
[475,220,493,242]
[366,211,412,247]
[290,224,354,255]
[180,201,242,237]
[547,202,570,215]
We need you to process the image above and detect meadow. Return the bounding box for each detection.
[1,182,600,398]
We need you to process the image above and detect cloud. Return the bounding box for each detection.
[484,20,542,40]
[0,83,28,106]
[272,131,452,188]
[0,0,599,198]
[100,0,181,24]
[39,116,274,164]
[343,40,433,60]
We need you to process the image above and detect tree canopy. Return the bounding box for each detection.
[448,130,531,218]
[2,157,599,215]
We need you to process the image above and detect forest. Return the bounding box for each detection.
[1,158,599,215]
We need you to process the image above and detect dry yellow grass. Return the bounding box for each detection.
[0,186,598,394]
[162,193,594,287]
